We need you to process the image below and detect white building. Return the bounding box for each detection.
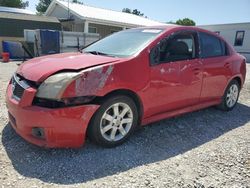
[45,0,166,38]
[199,23,250,62]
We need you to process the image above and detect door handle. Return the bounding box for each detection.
[192,68,201,75]
[224,62,230,68]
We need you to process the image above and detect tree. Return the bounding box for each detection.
[72,0,83,4]
[132,9,144,16]
[175,18,196,26]
[0,0,28,8]
[122,8,145,17]
[122,8,131,14]
[36,0,52,13]
[36,0,83,14]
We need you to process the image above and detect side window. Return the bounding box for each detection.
[199,32,224,58]
[150,31,197,65]
[89,27,97,33]
[220,41,230,56]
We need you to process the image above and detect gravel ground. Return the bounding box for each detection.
[0,61,249,188]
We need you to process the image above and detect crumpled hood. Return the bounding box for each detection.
[17,52,119,82]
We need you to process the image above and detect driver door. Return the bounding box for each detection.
[147,30,203,115]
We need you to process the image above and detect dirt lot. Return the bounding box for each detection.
[0,61,249,188]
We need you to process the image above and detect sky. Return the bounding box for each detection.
[27,0,250,25]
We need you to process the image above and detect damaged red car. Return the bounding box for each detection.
[6,26,246,148]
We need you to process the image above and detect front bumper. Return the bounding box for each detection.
[6,83,99,148]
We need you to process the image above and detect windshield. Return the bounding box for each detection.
[83,28,163,58]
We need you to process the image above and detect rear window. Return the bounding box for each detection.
[199,32,226,58]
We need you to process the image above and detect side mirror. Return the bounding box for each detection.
[150,46,160,65]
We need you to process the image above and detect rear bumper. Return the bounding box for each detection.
[6,83,99,148]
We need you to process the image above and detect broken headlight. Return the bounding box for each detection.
[36,72,80,99]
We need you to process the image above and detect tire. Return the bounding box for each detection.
[217,79,240,111]
[87,95,138,147]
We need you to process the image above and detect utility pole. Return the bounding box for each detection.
[67,0,70,19]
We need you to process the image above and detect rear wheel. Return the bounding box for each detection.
[218,80,240,111]
[88,95,138,147]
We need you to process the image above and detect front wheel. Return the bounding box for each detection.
[218,80,240,111]
[87,95,138,147]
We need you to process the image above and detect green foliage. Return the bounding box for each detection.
[175,18,196,26]
[122,8,131,14]
[122,8,145,17]
[36,0,83,14]
[72,0,83,4]
[0,0,28,8]
[36,0,52,13]
[132,9,144,16]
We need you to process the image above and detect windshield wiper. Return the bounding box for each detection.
[85,51,104,55]
[84,51,117,58]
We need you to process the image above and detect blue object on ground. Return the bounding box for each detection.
[2,41,29,59]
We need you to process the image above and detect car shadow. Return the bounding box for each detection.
[2,103,250,184]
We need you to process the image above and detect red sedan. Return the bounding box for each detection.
[6,26,246,148]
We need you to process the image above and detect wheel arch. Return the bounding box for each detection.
[232,76,242,89]
[220,75,242,102]
[225,75,243,91]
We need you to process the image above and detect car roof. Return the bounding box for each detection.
[133,25,213,33]
[133,25,227,41]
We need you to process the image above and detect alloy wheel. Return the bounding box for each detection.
[100,102,133,142]
[226,84,239,108]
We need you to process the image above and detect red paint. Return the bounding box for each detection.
[6,84,99,148]
[17,52,119,82]
[6,26,246,148]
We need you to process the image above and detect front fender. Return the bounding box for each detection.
[62,63,147,98]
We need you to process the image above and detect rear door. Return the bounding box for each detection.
[198,32,232,101]
[147,30,203,115]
